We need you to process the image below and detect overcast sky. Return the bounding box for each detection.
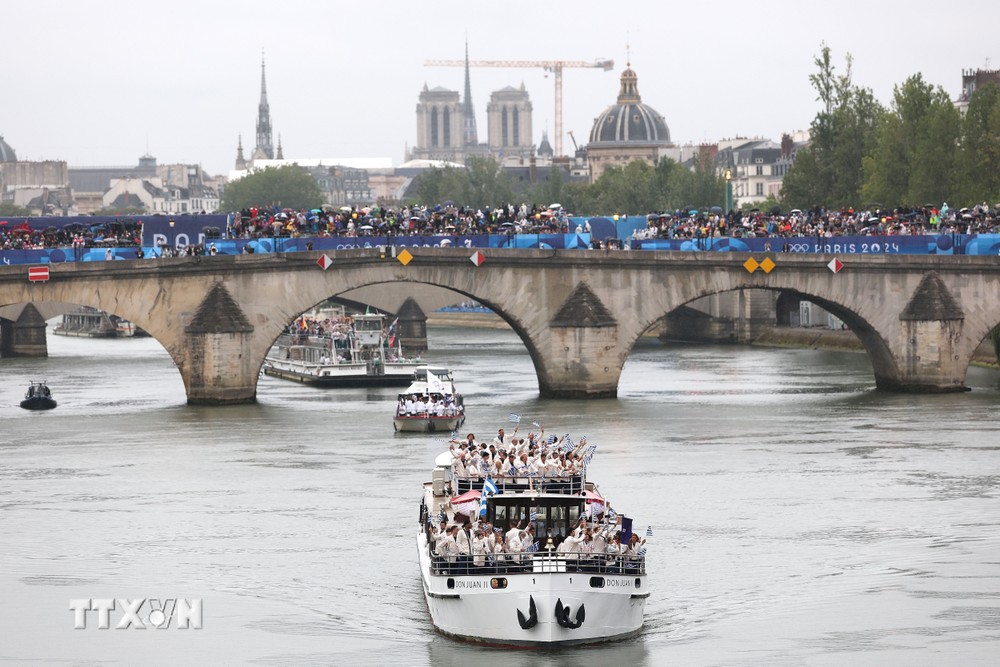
[4,0,996,176]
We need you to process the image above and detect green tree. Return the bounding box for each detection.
[955,83,1000,203]
[676,153,725,209]
[862,74,960,205]
[0,202,31,216]
[462,156,515,207]
[222,165,324,211]
[782,44,883,209]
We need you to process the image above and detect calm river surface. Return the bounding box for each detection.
[2,326,1000,666]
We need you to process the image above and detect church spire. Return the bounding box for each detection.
[255,50,274,159]
[235,134,247,170]
[462,38,478,147]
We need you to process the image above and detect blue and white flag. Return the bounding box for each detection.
[508,413,521,424]
[527,541,540,553]
[450,430,458,440]
[479,491,488,517]
[483,477,499,495]
[508,466,518,476]
[436,511,445,524]
[607,507,618,522]
[638,547,647,558]
[646,525,653,537]
[493,527,503,534]
[529,510,538,522]
[547,434,557,445]
[532,421,541,428]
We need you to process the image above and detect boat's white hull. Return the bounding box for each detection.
[417,532,646,646]
[263,358,419,387]
[395,415,465,433]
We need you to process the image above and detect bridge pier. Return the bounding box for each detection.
[535,324,623,398]
[533,283,624,399]
[877,319,971,393]
[179,283,258,405]
[876,272,971,393]
[396,296,428,357]
[0,304,48,357]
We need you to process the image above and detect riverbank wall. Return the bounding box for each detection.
[427,311,999,369]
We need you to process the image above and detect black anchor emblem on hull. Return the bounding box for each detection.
[516,595,538,630]
[555,598,586,629]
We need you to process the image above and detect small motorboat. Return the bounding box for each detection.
[20,381,57,410]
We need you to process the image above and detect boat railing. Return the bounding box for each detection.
[426,547,646,577]
[454,475,585,496]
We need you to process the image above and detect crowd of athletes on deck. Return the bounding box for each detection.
[426,424,647,575]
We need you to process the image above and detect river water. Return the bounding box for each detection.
[2,326,1000,665]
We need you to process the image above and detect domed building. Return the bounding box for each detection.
[0,134,17,162]
[585,64,673,182]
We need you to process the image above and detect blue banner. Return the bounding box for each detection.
[631,234,1000,256]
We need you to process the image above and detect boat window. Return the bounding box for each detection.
[589,577,605,588]
[547,506,569,540]
[493,505,508,527]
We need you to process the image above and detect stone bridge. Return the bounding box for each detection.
[1,248,998,404]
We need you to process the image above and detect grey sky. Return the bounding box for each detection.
[4,0,995,176]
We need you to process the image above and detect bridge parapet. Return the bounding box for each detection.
[2,249,999,402]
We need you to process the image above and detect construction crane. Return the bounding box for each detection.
[424,58,614,158]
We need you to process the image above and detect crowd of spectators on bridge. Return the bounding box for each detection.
[4,199,1000,255]
[0,219,142,251]
[228,202,572,240]
[632,202,1000,242]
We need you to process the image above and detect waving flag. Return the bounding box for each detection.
[547,434,557,445]
[508,413,521,424]
[450,430,458,440]
[646,525,653,537]
[426,370,446,393]
[483,477,499,495]
[607,507,618,522]
[479,490,488,517]
[529,510,538,522]
[387,318,399,347]
[527,541,540,553]
[436,511,445,524]
[532,421,540,428]
[621,517,633,546]
[638,547,647,558]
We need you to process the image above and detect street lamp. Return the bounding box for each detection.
[724,168,733,218]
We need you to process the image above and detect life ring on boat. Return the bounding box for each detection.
[516,595,537,630]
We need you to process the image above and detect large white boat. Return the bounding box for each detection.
[263,313,421,387]
[53,307,118,338]
[393,366,465,433]
[417,435,648,646]
[53,307,147,338]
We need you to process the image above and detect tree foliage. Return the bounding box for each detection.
[0,202,31,216]
[782,44,883,209]
[222,165,324,211]
[412,157,514,208]
[861,74,961,205]
[954,83,1000,204]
